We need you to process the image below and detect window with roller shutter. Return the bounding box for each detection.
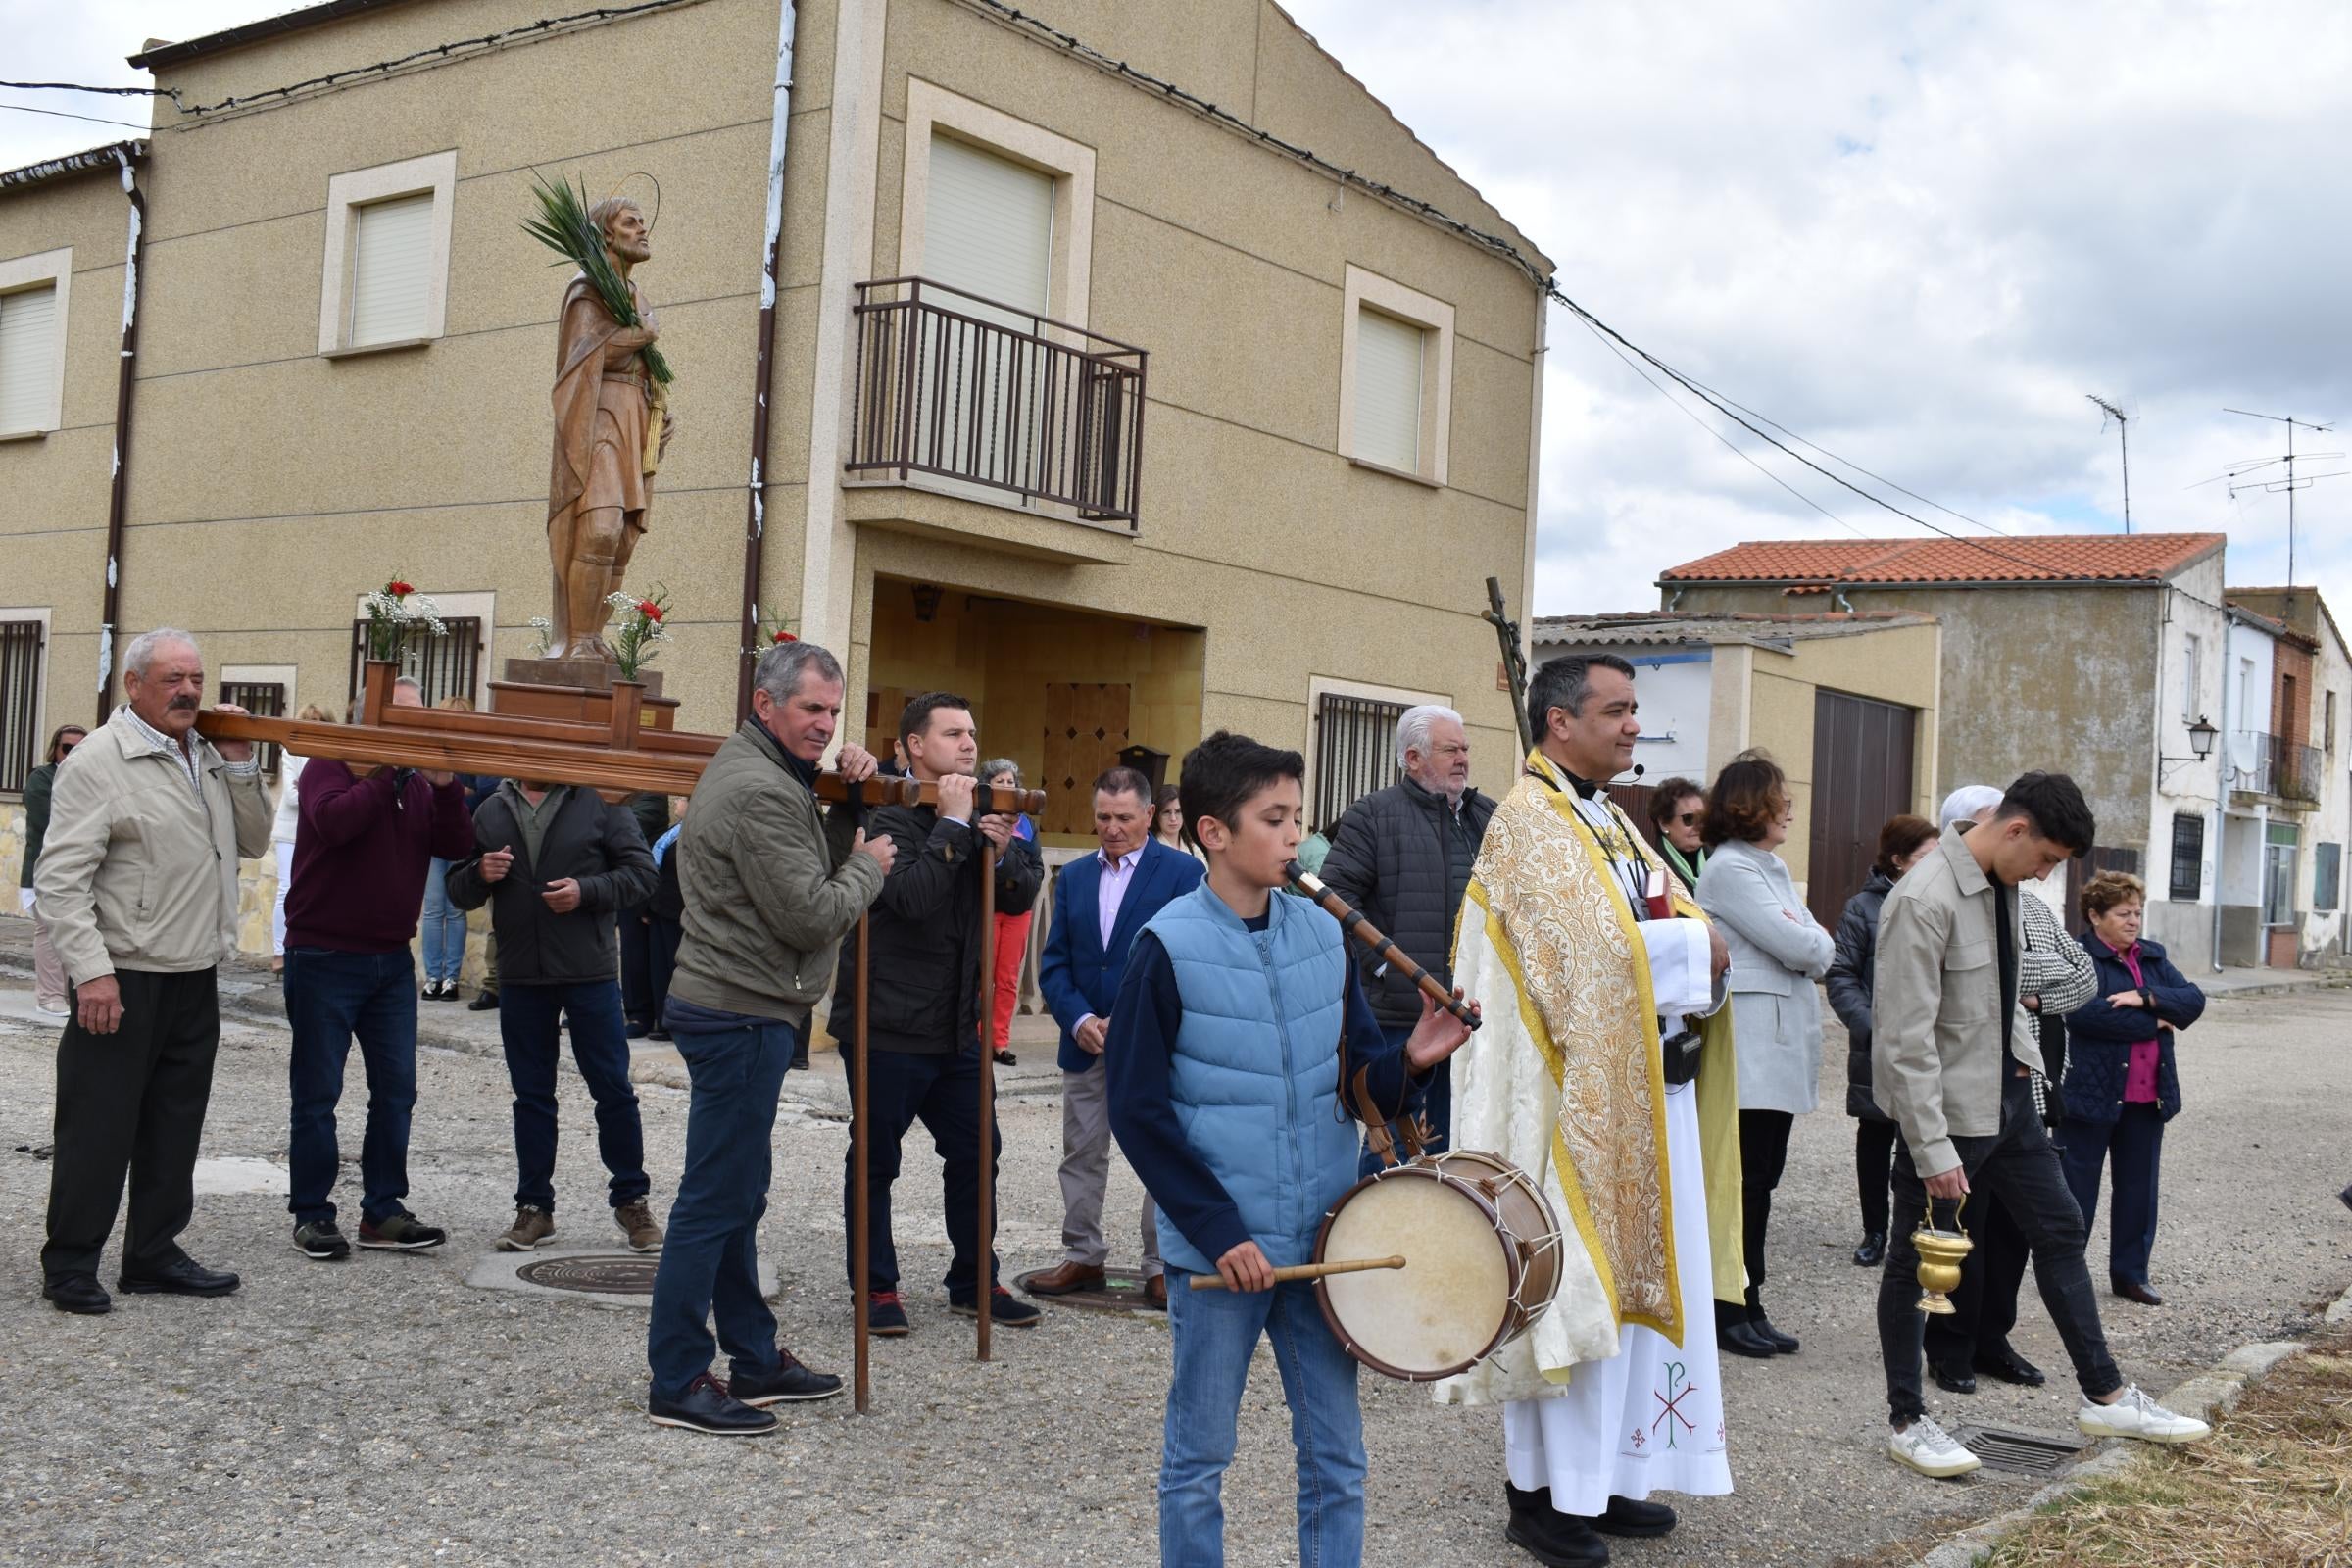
[0,249,70,436]
[347,192,434,347]
[1352,308,1425,473]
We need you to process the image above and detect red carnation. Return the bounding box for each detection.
[387,580,414,597]
[637,600,662,621]
[772,629,797,643]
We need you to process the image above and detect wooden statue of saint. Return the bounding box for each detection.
[545,196,675,663]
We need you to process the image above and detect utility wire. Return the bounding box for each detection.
[0,80,172,97]
[1574,317,1869,538]
[0,101,151,130]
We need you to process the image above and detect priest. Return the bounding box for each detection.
[1437,653,1742,1568]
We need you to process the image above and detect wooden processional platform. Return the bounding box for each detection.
[197,659,1048,1414]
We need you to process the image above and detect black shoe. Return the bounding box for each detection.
[1717,1320,1778,1359]
[951,1286,1041,1327]
[2112,1276,2164,1307]
[1750,1315,1799,1354]
[1853,1231,1887,1267]
[647,1372,778,1436]
[119,1256,239,1297]
[626,1020,653,1040]
[729,1348,845,1406]
[1580,1494,1675,1538]
[993,1048,1017,1066]
[649,1028,672,1043]
[1974,1344,2046,1387]
[1931,1360,1978,1395]
[1503,1483,1609,1566]
[866,1290,911,1336]
[468,989,500,1012]
[792,1044,810,1070]
[358,1213,448,1250]
[292,1220,352,1260]
[42,1274,111,1315]
[2340,1181,2352,1212]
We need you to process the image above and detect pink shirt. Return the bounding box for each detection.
[2116,943,2161,1103]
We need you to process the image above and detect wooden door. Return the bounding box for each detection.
[1043,682,1132,835]
[1807,690,1918,931]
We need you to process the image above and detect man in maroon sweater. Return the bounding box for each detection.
[283,680,475,1260]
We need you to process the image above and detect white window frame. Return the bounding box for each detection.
[1338,264,1454,487]
[318,151,458,357]
[896,79,1096,330]
[0,248,72,440]
[0,606,53,799]
[2180,632,2201,724]
[1303,673,1448,827]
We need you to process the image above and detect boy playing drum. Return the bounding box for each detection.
[1105,731,1475,1566]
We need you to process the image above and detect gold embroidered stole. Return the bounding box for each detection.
[1465,751,1686,1338]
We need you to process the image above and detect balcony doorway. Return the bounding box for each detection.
[863,577,1203,851]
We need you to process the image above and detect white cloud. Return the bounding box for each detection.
[1286,0,2352,618]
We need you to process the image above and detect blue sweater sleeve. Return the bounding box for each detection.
[1106,932,1251,1264]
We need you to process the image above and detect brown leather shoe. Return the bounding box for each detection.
[1027,1261,1105,1296]
[1144,1275,1168,1310]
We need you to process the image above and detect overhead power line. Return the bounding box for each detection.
[0,101,151,130]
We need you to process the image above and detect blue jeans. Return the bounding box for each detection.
[1355,1022,1446,1179]
[498,980,649,1212]
[2060,1104,2165,1286]
[418,858,466,984]
[646,997,796,1398]
[1160,1272,1365,1568]
[285,948,420,1227]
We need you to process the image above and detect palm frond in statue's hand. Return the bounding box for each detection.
[523,172,674,385]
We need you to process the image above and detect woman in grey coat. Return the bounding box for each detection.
[1695,751,1836,1361]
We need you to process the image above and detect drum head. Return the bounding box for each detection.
[1316,1168,1513,1380]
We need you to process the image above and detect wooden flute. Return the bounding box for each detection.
[1285,862,1482,1030]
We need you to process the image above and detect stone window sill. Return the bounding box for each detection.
[321,337,433,361]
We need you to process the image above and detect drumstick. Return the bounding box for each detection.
[1187,1255,1407,1291]
[1285,863,1482,1031]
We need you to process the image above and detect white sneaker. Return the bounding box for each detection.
[2079,1384,2210,1445]
[36,1000,70,1015]
[1889,1416,1983,1477]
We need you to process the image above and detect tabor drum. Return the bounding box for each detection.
[1312,1149,1564,1382]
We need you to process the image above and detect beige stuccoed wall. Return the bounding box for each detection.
[858,0,1545,800]
[1741,621,1943,886]
[110,0,785,735]
[0,168,134,751]
[6,0,1545,958]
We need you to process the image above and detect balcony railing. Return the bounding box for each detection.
[2234,729,2323,803]
[848,277,1147,528]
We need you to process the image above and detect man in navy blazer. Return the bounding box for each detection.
[1030,767,1204,1308]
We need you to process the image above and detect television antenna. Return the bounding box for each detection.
[2223,409,2341,586]
[2086,395,2132,532]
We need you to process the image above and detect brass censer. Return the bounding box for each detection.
[1913,1192,1973,1315]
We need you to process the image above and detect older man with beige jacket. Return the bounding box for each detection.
[1870,771,2205,1479]
[33,629,271,1315]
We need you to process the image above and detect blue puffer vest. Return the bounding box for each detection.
[1146,885,1357,1273]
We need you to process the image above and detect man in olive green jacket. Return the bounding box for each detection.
[33,630,271,1314]
[647,639,895,1436]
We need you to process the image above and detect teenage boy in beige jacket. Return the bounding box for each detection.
[1871,772,2206,1478]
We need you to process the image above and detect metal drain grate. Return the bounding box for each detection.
[1949,1425,2086,1477]
[514,1255,660,1296]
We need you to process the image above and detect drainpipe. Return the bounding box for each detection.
[2211,611,2233,973]
[94,146,147,727]
[735,1,798,723]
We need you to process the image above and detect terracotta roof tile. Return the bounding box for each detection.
[1657,533,2226,587]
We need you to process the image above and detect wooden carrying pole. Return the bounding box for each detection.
[853,912,872,1414]
[975,837,996,1361]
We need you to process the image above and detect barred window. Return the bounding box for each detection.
[218,680,286,778]
[2169,812,2204,903]
[348,616,482,710]
[1311,692,1406,833]
[0,618,42,794]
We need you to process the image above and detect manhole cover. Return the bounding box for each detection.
[514,1254,659,1296]
[1949,1425,2086,1477]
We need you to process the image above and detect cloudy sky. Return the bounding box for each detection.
[8,1,2350,623]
